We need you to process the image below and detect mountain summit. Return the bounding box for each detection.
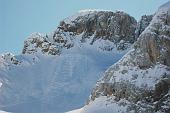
[22,10,137,56]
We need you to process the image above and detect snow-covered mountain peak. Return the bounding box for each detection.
[78,9,112,13]
[63,9,113,24]
[22,10,137,56]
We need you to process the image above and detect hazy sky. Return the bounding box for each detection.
[0,0,169,54]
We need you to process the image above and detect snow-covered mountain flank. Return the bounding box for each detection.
[0,1,170,113]
[0,10,139,113]
[73,1,170,113]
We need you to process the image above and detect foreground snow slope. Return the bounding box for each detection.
[0,45,127,113]
[0,111,9,113]
[66,108,83,113]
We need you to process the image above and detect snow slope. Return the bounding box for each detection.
[0,111,9,113]
[0,43,128,113]
[67,96,128,113]
[66,108,83,113]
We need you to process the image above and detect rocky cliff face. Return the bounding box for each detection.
[60,11,137,43]
[22,10,137,55]
[87,2,170,113]
[136,14,153,38]
[22,33,60,55]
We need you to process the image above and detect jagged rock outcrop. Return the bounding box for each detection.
[88,2,170,113]
[0,53,20,66]
[59,11,137,43]
[22,33,60,55]
[22,10,137,55]
[136,14,153,38]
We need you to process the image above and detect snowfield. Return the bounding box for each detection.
[66,108,84,113]
[0,111,9,113]
[0,44,127,113]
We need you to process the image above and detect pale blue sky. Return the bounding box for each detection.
[0,0,169,54]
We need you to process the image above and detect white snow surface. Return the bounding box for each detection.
[67,95,165,113]
[0,111,9,113]
[109,63,170,90]
[66,108,84,113]
[0,42,127,113]
[78,9,112,13]
[0,83,2,88]
[66,96,128,113]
